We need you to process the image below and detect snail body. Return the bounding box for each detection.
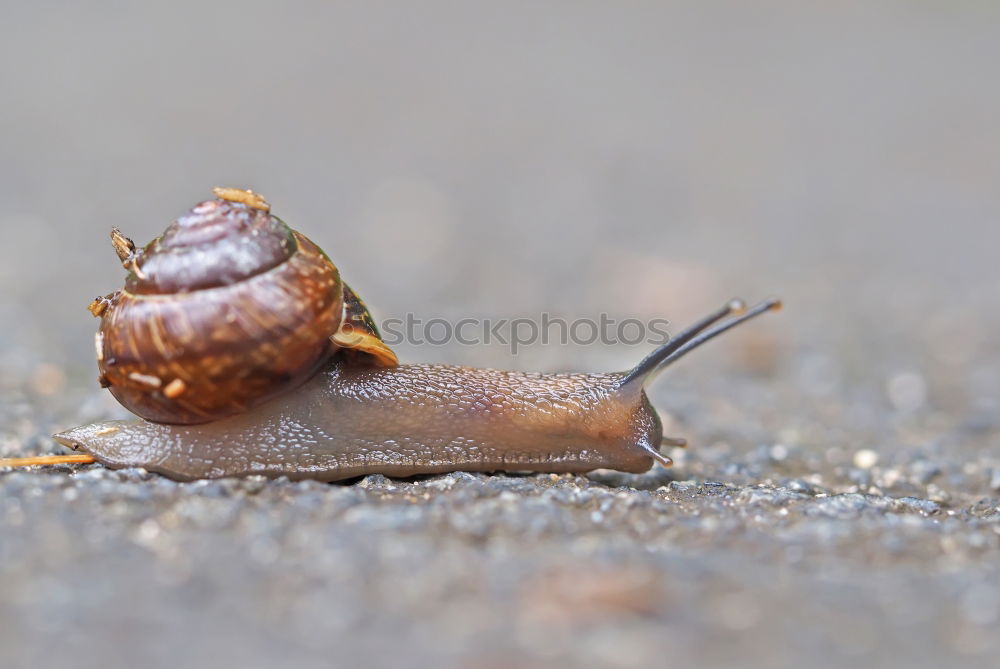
[43,189,781,481]
[55,363,660,481]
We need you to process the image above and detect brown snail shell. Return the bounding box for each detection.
[90,188,396,425]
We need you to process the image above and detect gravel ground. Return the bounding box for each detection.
[2,3,1000,668]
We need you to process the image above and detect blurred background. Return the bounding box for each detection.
[2,2,999,668]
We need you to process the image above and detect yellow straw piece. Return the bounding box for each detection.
[0,454,97,468]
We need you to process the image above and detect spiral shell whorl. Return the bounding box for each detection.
[126,199,296,295]
[95,197,344,424]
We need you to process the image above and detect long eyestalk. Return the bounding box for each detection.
[624,298,746,384]
[621,297,781,387]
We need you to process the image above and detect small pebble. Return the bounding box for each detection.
[853,449,880,470]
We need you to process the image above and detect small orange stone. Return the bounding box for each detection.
[88,297,108,317]
[163,378,187,399]
[212,187,271,212]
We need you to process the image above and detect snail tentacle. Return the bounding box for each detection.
[620,297,781,388]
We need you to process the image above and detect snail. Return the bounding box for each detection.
[0,188,780,481]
